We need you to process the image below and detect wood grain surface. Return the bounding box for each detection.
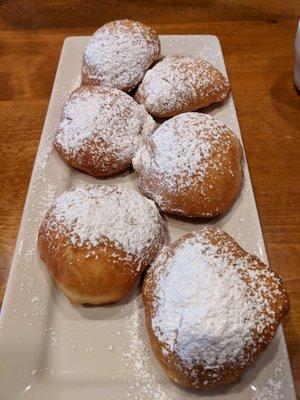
[0,0,299,396]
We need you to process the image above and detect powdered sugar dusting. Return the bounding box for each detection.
[133,112,239,198]
[55,86,156,173]
[47,185,165,259]
[147,227,288,384]
[251,361,285,399]
[83,19,160,91]
[2,35,294,400]
[135,55,229,116]
[121,296,172,400]
[253,378,283,400]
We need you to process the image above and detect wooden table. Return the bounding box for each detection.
[0,0,299,395]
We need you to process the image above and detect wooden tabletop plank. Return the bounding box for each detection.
[0,1,299,395]
[1,1,300,30]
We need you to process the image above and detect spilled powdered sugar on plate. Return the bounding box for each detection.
[2,76,82,344]
[251,361,285,400]
[119,295,172,400]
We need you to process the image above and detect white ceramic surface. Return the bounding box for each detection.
[0,36,296,400]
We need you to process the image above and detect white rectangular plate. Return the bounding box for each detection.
[0,36,296,400]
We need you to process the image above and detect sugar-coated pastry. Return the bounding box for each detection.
[82,19,160,92]
[133,112,243,217]
[38,185,166,304]
[54,86,156,177]
[142,227,289,389]
[134,55,230,117]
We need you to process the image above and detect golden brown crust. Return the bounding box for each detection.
[133,113,243,218]
[38,225,140,304]
[134,55,230,118]
[142,228,289,389]
[82,19,161,92]
[54,140,130,178]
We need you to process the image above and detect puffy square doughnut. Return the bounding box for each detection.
[54,86,156,177]
[38,185,167,304]
[135,55,230,117]
[133,112,243,217]
[82,19,160,92]
[142,227,289,389]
